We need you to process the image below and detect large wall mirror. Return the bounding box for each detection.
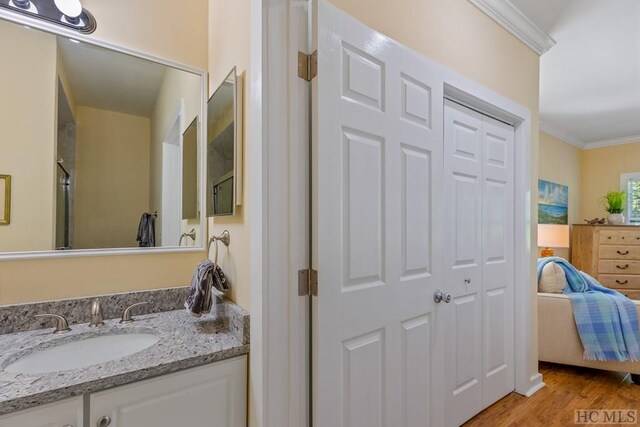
[0,17,207,257]
[207,68,243,217]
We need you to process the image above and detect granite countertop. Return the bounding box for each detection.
[0,308,249,415]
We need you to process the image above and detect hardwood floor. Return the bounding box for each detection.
[465,362,640,427]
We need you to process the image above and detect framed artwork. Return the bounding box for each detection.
[538,179,568,225]
[0,175,10,225]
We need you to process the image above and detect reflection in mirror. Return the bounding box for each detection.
[207,68,240,217]
[0,19,204,254]
[182,118,199,221]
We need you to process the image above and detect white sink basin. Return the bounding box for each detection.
[4,333,160,374]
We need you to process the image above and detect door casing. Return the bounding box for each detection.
[255,1,542,426]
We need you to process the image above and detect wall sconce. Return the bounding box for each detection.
[0,0,96,33]
[538,224,570,258]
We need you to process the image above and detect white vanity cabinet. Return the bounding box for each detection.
[89,356,247,427]
[0,396,83,427]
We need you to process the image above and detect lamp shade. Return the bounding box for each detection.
[538,224,570,248]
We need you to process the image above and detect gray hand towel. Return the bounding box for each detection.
[136,213,156,247]
[184,260,229,317]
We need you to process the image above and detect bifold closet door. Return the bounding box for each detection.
[443,100,515,426]
[313,0,446,426]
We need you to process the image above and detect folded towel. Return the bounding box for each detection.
[136,213,156,247]
[537,257,640,361]
[184,260,229,317]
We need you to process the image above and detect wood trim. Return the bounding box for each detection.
[251,0,310,426]
[467,0,556,55]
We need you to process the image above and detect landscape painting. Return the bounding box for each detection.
[538,179,568,224]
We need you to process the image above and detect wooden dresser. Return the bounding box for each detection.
[571,225,640,300]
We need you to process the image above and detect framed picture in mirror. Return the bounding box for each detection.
[0,175,10,225]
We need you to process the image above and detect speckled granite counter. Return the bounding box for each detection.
[0,305,249,415]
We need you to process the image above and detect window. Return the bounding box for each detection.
[621,173,640,224]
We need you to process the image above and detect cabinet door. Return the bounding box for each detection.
[0,397,82,427]
[89,356,246,427]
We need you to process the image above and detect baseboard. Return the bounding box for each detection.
[521,373,545,397]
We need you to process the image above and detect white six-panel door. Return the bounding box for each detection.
[313,1,445,426]
[443,100,515,426]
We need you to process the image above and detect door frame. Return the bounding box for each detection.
[442,80,543,397]
[250,0,311,426]
[254,2,542,427]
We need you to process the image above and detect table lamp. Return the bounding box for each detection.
[538,224,570,257]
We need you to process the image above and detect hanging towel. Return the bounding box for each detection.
[537,257,640,362]
[136,213,156,247]
[185,260,215,317]
[184,260,229,317]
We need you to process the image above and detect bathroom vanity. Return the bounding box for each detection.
[0,289,249,427]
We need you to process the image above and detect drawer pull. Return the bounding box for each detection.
[617,250,630,255]
[617,280,629,285]
[608,236,612,239]
[617,264,630,270]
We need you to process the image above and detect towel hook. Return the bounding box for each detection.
[207,230,230,264]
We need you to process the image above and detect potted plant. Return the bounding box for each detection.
[602,191,627,225]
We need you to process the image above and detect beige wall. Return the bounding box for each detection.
[0,21,57,253]
[0,2,208,304]
[538,132,582,259]
[74,106,151,249]
[83,0,209,70]
[581,141,640,220]
[208,0,251,311]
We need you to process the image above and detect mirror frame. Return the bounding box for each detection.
[207,67,243,217]
[0,10,208,260]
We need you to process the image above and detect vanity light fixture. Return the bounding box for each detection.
[0,0,96,33]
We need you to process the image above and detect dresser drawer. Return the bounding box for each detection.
[599,274,640,289]
[599,245,640,260]
[598,260,640,274]
[599,229,640,245]
[617,290,640,301]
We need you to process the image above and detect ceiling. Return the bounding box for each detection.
[509,0,640,148]
[58,37,168,118]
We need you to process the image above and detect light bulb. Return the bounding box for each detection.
[54,0,83,19]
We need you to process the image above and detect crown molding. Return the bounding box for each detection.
[468,0,556,55]
[583,134,640,150]
[539,121,586,149]
[539,121,640,150]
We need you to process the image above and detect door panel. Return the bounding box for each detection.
[444,101,515,424]
[481,117,515,409]
[444,101,483,426]
[0,397,82,427]
[314,1,444,426]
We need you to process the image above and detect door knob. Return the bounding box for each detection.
[434,290,452,304]
[97,416,112,427]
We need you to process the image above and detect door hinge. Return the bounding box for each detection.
[298,268,318,296]
[297,50,318,81]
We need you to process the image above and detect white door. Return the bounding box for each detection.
[443,100,515,426]
[161,119,182,247]
[89,356,246,427]
[313,1,445,426]
[0,397,82,427]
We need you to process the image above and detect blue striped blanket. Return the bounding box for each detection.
[538,257,640,362]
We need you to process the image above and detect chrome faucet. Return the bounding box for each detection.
[120,302,148,324]
[36,313,71,334]
[90,298,105,327]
